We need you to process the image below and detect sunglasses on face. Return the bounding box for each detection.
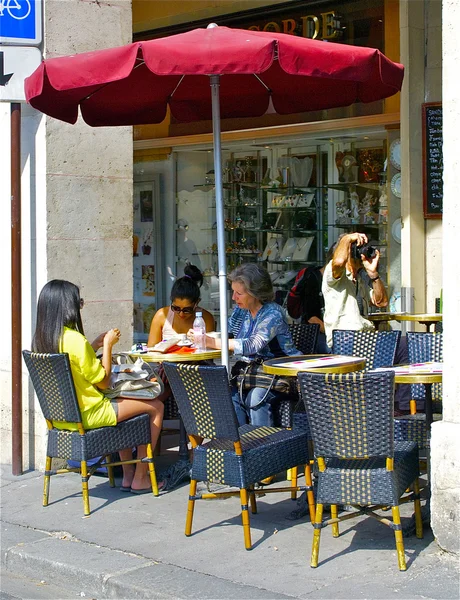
[170,303,195,315]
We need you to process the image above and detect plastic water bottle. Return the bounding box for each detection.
[193,311,206,351]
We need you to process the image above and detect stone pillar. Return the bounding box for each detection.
[430,0,460,554]
[10,0,133,470]
[399,0,426,314]
[44,0,133,345]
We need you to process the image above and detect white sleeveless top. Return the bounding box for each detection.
[161,306,205,340]
[161,307,177,340]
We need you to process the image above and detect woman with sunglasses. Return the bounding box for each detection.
[147,264,214,347]
[32,279,167,494]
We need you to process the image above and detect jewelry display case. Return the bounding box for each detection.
[172,129,400,321]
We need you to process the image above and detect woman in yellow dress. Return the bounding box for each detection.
[32,279,167,493]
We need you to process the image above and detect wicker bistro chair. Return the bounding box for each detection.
[274,323,320,428]
[298,370,423,571]
[163,362,315,550]
[332,329,401,370]
[288,323,320,355]
[407,331,443,415]
[394,332,443,450]
[22,351,159,516]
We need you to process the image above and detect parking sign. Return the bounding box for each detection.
[0,0,42,45]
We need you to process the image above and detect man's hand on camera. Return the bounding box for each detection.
[362,248,380,276]
[348,232,368,247]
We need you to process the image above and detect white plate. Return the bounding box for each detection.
[390,173,401,198]
[389,139,401,170]
[392,218,402,244]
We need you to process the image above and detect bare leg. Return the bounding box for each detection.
[118,448,135,488]
[116,397,164,491]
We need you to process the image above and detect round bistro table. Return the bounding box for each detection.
[128,349,222,363]
[393,313,442,332]
[262,354,366,376]
[391,365,442,428]
[368,312,406,331]
[368,312,442,332]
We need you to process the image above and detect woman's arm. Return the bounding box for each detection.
[147,308,167,347]
[94,328,120,389]
[201,306,279,356]
[90,331,108,351]
[307,315,325,333]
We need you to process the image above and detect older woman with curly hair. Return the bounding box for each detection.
[197,263,299,426]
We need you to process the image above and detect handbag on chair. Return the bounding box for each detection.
[230,357,294,395]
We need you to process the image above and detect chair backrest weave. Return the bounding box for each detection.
[163,363,240,442]
[288,323,319,354]
[22,351,82,423]
[332,329,401,370]
[298,370,395,459]
[407,332,443,400]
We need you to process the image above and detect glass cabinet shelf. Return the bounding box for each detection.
[174,132,397,321]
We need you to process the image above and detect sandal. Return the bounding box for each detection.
[130,480,166,494]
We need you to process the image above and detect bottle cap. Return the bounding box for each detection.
[196,311,202,316]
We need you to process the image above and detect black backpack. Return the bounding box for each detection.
[286,266,323,322]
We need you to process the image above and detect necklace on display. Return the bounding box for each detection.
[292,236,313,261]
[296,238,309,252]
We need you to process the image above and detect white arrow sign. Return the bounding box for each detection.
[0,45,41,102]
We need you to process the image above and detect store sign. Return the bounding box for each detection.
[0,46,41,102]
[0,0,42,45]
[248,10,343,40]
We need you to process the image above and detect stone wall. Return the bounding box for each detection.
[0,0,133,470]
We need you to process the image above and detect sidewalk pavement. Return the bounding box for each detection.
[1,450,459,600]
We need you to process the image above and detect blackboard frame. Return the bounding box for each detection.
[422,102,443,219]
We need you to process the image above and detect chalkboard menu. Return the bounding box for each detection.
[422,102,443,218]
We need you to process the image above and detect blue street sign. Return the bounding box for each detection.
[0,0,42,45]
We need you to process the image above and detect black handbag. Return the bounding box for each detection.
[230,357,294,396]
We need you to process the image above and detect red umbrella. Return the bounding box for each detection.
[25,24,404,368]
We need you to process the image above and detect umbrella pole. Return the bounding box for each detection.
[209,75,229,372]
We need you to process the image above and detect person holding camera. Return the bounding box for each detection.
[322,232,388,348]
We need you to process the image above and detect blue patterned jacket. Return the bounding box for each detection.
[229,303,300,358]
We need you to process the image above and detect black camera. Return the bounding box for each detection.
[351,242,377,261]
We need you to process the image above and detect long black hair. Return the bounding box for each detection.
[32,280,84,353]
[170,264,203,304]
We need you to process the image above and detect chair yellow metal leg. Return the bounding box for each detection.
[304,463,316,522]
[105,453,115,487]
[81,460,91,516]
[287,467,292,481]
[410,399,417,415]
[185,479,197,536]
[392,505,407,571]
[331,505,339,537]
[146,443,159,496]
[311,503,324,568]
[413,479,424,539]
[291,465,298,500]
[43,456,52,507]
[240,488,252,550]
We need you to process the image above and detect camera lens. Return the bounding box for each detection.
[352,242,376,260]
